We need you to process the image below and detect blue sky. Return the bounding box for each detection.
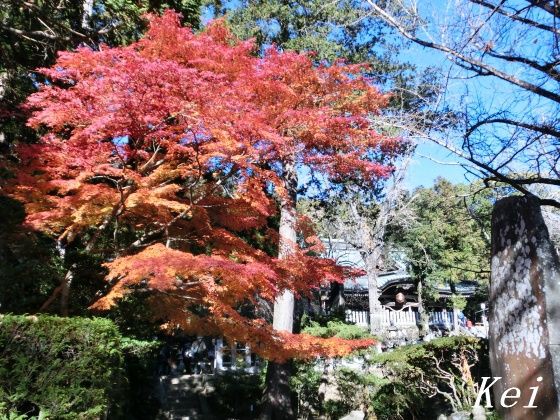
[406,142,471,189]
[201,2,473,190]
[396,41,473,189]
[393,1,558,190]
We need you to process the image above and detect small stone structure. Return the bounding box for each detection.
[489,196,560,419]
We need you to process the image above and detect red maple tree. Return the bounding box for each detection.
[9,11,402,362]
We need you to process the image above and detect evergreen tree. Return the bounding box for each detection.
[389,178,493,302]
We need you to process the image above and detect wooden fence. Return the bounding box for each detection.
[345,308,455,328]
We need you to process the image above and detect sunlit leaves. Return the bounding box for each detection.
[8,11,402,359]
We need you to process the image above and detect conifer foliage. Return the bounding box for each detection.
[9,11,401,360]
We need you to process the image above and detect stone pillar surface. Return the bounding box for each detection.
[490,196,560,419]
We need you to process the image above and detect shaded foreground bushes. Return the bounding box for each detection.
[372,336,491,418]
[209,371,266,419]
[0,315,158,419]
[0,314,492,420]
[292,336,492,419]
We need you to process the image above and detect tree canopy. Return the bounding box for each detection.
[389,178,492,297]
[0,0,202,148]
[6,11,405,361]
[220,0,439,114]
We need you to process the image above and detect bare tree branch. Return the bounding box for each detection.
[366,0,560,104]
[469,0,560,34]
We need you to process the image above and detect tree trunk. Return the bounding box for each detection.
[261,360,295,420]
[350,201,387,335]
[452,307,459,331]
[489,196,560,419]
[59,266,75,316]
[261,158,298,419]
[327,281,344,312]
[417,279,429,336]
[0,71,7,150]
[364,252,383,334]
[82,0,94,30]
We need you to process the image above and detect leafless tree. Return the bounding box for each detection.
[366,0,560,208]
[306,154,418,333]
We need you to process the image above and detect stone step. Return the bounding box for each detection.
[158,374,217,420]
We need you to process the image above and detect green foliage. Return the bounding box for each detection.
[291,336,490,419]
[0,1,202,146]
[220,0,436,113]
[0,315,125,419]
[209,371,265,418]
[291,361,411,420]
[0,197,64,313]
[331,368,387,419]
[119,337,161,420]
[224,0,378,61]
[293,321,376,418]
[291,361,323,418]
[449,294,467,310]
[106,293,162,340]
[389,179,492,301]
[302,320,372,340]
[0,1,202,71]
[369,380,422,420]
[0,314,159,419]
[150,1,203,28]
[373,335,478,363]
[371,336,484,416]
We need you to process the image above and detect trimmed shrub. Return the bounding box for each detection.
[301,320,373,340]
[291,320,376,419]
[0,315,125,419]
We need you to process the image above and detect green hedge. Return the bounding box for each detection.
[0,315,126,419]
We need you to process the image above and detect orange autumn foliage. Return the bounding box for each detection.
[8,11,403,361]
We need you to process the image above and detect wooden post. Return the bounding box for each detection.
[231,342,237,370]
[480,303,488,331]
[489,196,560,419]
[245,345,252,370]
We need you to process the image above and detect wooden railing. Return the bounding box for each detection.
[345,309,418,327]
[428,310,455,326]
[382,308,418,326]
[345,309,370,326]
[345,309,456,328]
[215,338,259,373]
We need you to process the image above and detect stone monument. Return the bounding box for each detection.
[489,196,560,419]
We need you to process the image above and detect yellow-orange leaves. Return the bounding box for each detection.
[8,10,404,360]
